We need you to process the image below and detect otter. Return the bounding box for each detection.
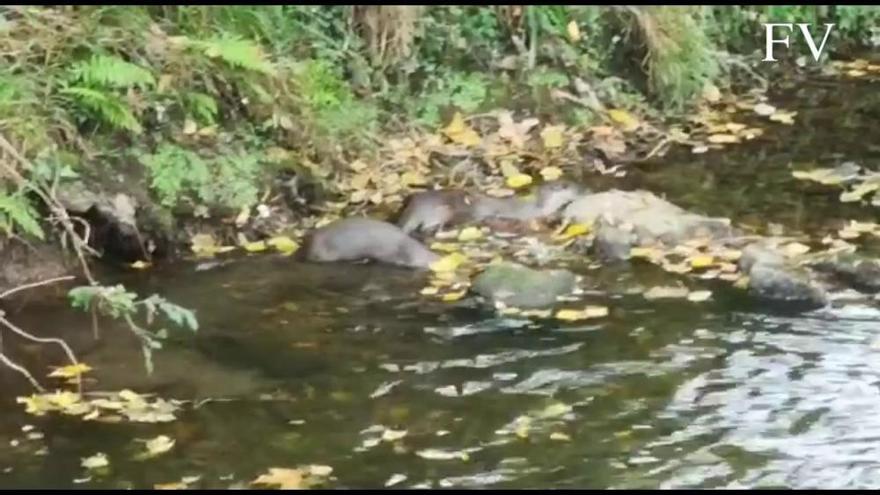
[298,217,440,269]
[397,181,584,235]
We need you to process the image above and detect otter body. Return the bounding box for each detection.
[299,218,440,269]
[397,181,583,235]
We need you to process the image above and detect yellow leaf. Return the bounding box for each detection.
[717,248,742,262]
[400,171,428,187]
[608,109,639,131]
[130,260,151,270]
[442,290,467,302]
[686,290,713,302]
[429,252,468,273]
[644,286,690,300]
[690,255,715,269]
[49,363,92,379]
[253,468,305,490]
[369,191,384,204]
[725,122,746,133]
[144,435,176,457]
[155,482,188,490]
[707,133,740,144]
[242,240,267,253]
[420,286,439,296]
[540,125,565,149]
[566,20,581,42]
[769,111,796,125]
[443,112,481,147]
[191,233,218,256]
[733,275,750,289]
[506,174,533,189]
[630,247,662,260]
[753,102,776,116]
[457,227,483,242]
[550,432,572,442]
[349,159,368,172]
[555,306,609,321]
[540,166,563,181]
[554,223,591,241]
[183,119,197,135]
[840,182,880,203]
[82,452,109,470]
[781,242,810,257]
[430,242,461,253]
[266,236,299,255]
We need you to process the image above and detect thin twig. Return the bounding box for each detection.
[0,315,79,374]
[0,350,45,392]
[0,275,74,300]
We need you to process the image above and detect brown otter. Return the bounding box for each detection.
[397,181,584,235]
[298,217,440,269]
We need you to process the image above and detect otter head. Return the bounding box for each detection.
[535,181,585,215]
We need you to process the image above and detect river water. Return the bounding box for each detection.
[2,73,880,489]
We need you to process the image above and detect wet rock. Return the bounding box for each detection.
[0,240,70,297]
[738,243,827,308]
[471,262,577,309]
[593,220,636,262]
[810,254,880,293]
[746,264,828,308]
[563,189,735,247]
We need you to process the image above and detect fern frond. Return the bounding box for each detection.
[69,55,156,89]
[61,86,143,134]
[183,92,218,124]
[0,192,44,240]
[189,36,275,74]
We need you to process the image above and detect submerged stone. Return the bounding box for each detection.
[472,262,577,309]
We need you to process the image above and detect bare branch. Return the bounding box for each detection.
[0,350,45,392]
[0,275,75,300]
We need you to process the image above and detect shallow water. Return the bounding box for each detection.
[3,73,880,489]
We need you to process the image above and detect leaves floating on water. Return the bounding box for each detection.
[550,432,572,442]
[555,306,609,321]
[643,286,690,300]
[385,474,408,487]
[381,429,408,442]
[81,452,109,470]
[457,227,483,242]
[429,252,468,273]
[753,102,776,116]
[416,449,470,461]
[686,290,713,302]
[18,389,181,424]
[48,363,92,380]
[139,435,176,459]
[252,468,305,489]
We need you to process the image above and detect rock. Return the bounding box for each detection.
[471,262,577,309]
[593,220,636,262]
[746,263,828,308]
[738,242,786,273]
[737,243,827,308]
[0,241,70,297]
[563,189,735,246]
[810,254,880,293]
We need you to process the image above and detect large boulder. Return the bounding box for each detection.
[563,190,735,248]
[810,254,880,293]
[472,262,577,309]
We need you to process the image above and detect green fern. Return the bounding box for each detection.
[69,55,156,89]
[183,92,219,124]
[188,36,275,74]
[0,191,44,240]
[60,86,143,133]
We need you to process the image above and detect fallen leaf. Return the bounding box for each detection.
[550,432,572,442]
[506,174,533,189]
[442,289,468,302]
[420,286,439,296]
[702,83,721,103]
[538,402,573,418]
[753,102,776,116]
[131,261,151,270]
[554,223,591,241]
[781,242,810,257]
[443,112,481,147]
[416,449,469,461]
[266,236,299,255]
[457,227,483,242]
[608,109,639,131]
[81,453,109,470]
[707,133,739,144]
[48,363,92,379]
[253,468,304,490]
[183,119,197,135]
[155,482,188,490]
[686,290,713,302]
[381,429,408,442]
[643,286,690,300]
[555,306,609,321]
[144,435,175,458]
[840,181,880,203]
[540,166,563,181]
[541,125,565,149]
[769,111,796,125]
[429,253,468,273]
[385,474,408,487]
[690,255,715,269]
